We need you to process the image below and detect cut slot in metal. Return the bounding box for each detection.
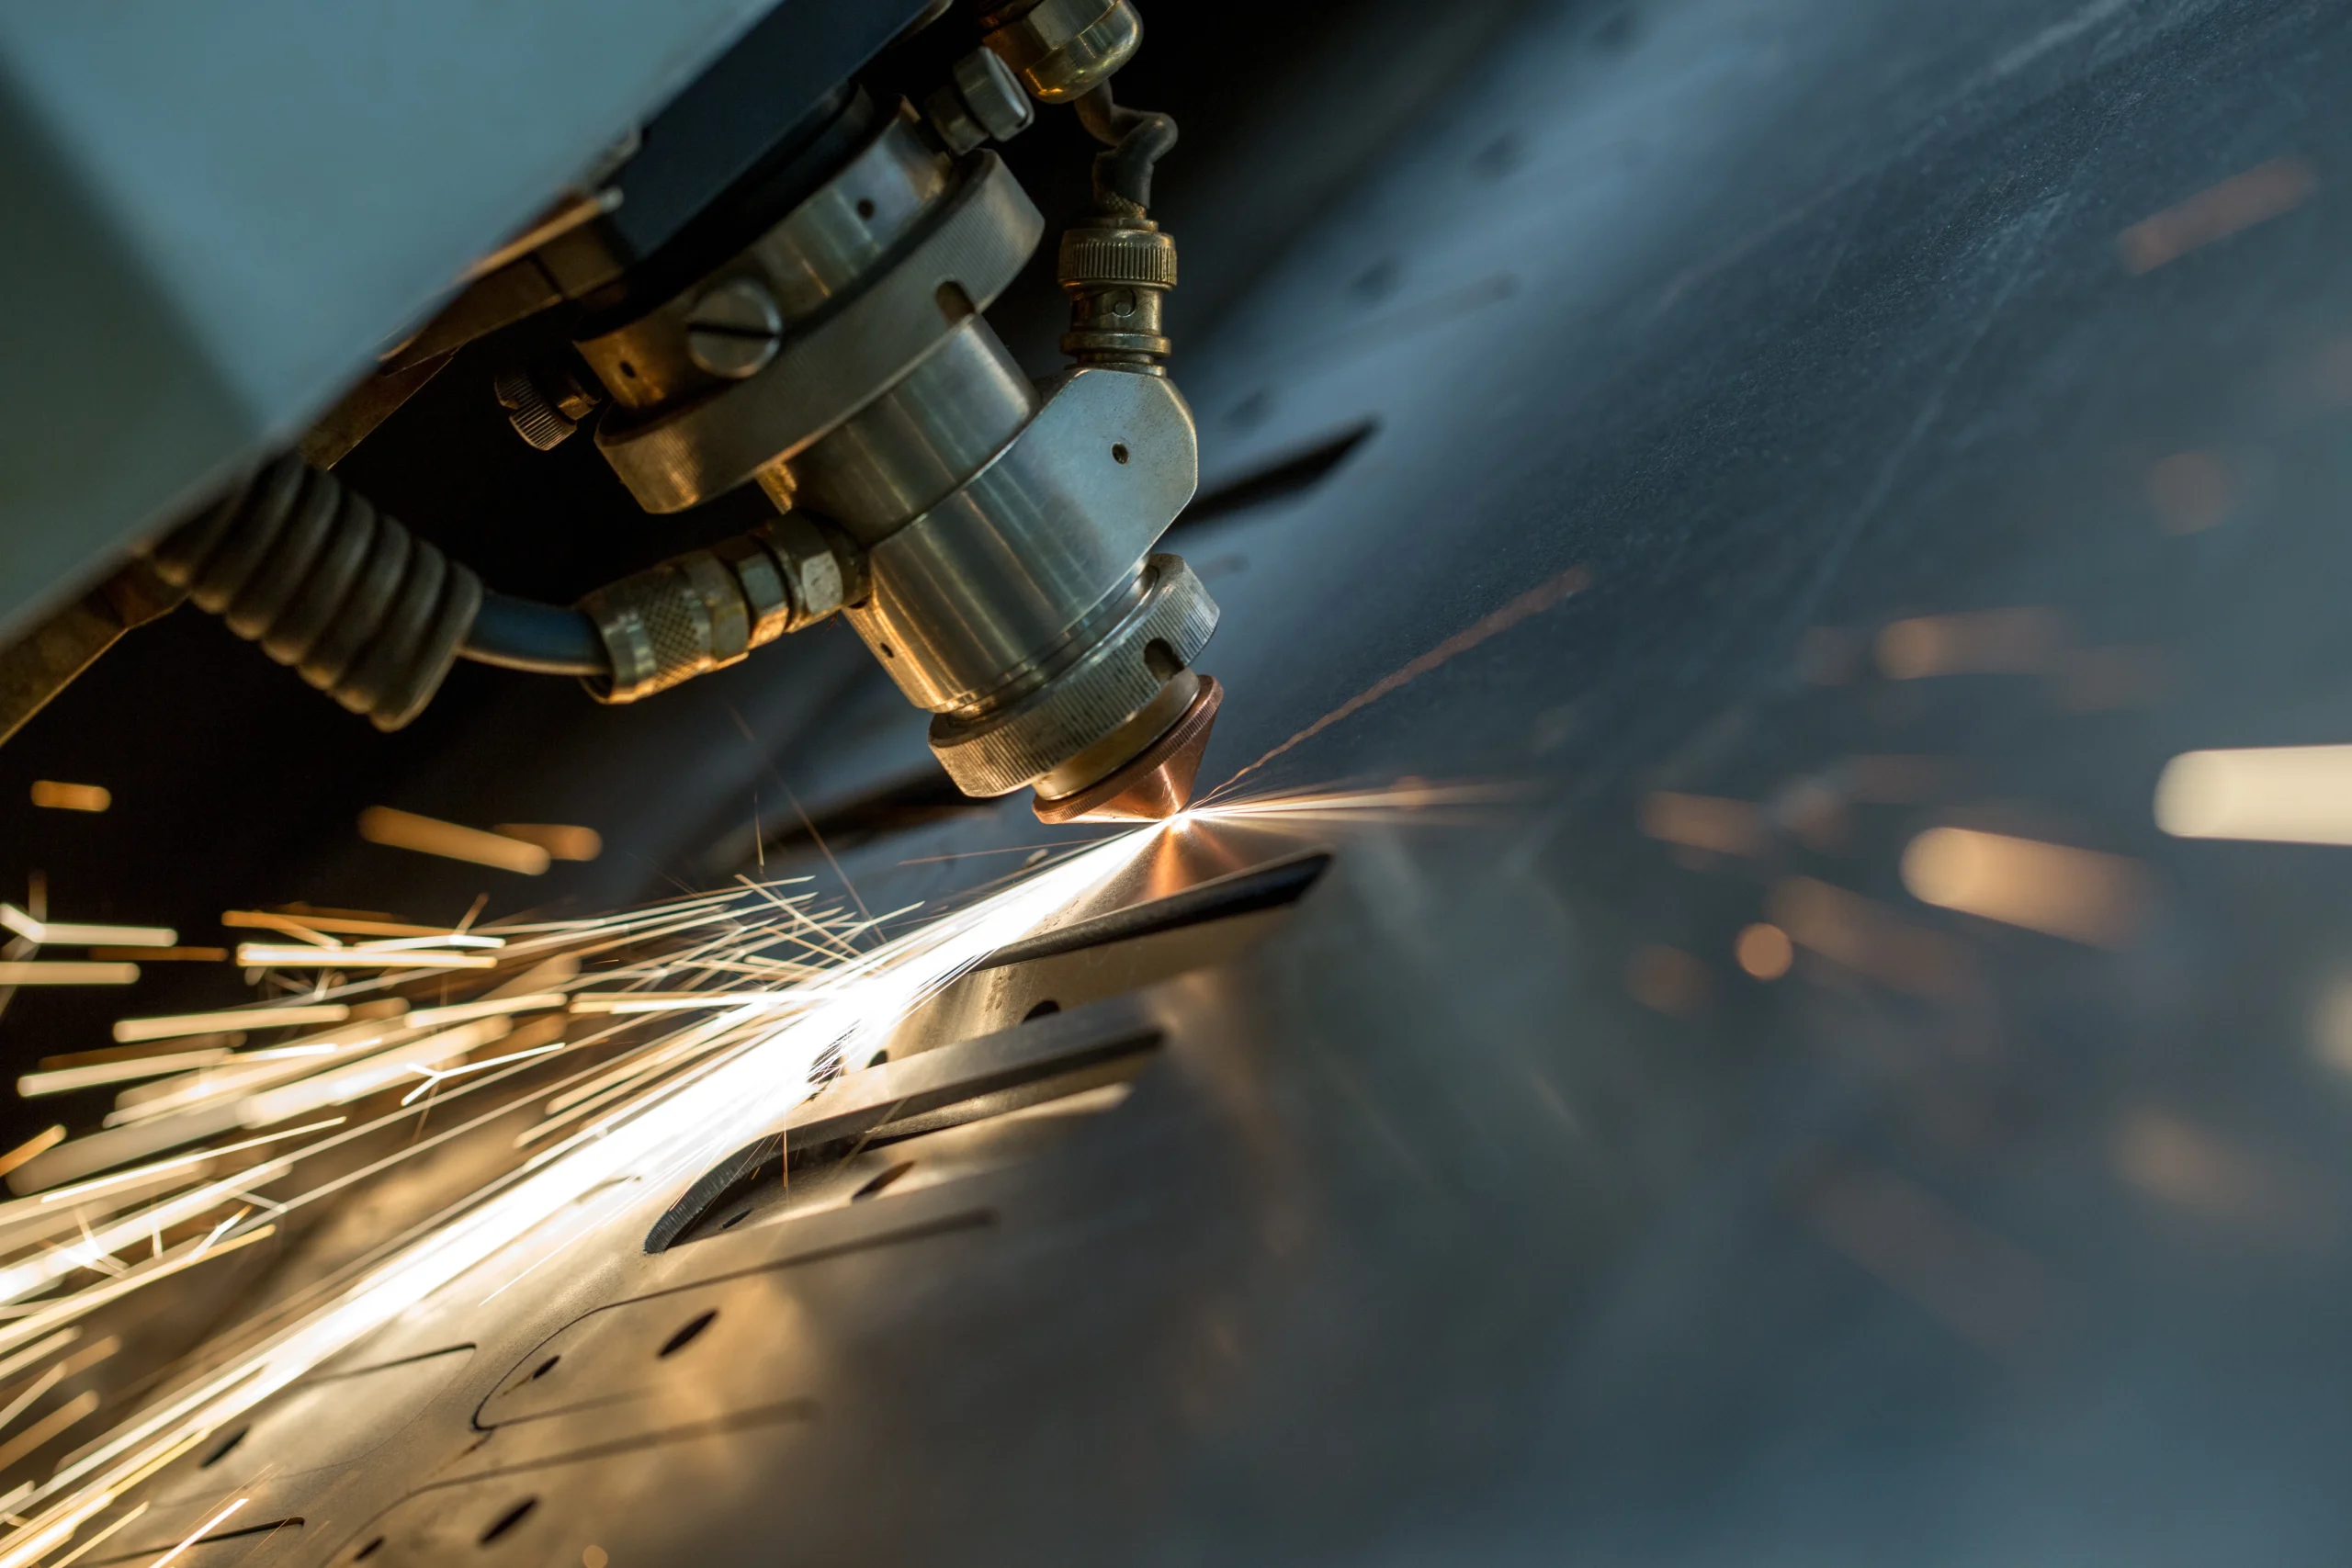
[646,852,1329,1253]
[643,996,1160,1252]
[970,849,1330,972]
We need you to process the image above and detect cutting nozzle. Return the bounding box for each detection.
[1033,675,1222,824]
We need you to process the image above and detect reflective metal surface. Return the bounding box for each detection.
[850,367,1200,710]
[579,111,956,415]
[593,148,1044,512]
[920,550,1215,795]
[791,319,1042,542]
[983,0,1145,105]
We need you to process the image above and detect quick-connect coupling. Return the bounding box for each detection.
[1059,220,1174,368]
[578,518,862,704]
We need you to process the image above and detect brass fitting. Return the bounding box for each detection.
[981,0,1142,104]
[1058,219,1175,369]
[579,518,863,704]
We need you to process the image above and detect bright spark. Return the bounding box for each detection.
[0,827,1164,1563]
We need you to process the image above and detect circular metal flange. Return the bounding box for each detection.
[1057,224,1176,288]
[594,152,1043,513]
[929,553,1217,796]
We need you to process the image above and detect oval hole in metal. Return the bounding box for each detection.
[659,1309,718,1359]
[479,1496,537,1546]
[851,1161,916,1201]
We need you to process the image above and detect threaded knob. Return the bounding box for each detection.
[1057,224,1177,288]
[494,366,576,451]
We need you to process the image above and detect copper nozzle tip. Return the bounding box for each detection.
[1033,676,1222,824]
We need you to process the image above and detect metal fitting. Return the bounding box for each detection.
[926,48,1035,155]
[1058,219,1175,367]
[982,0,1142,104]
[844,365,1196,708]
[756,515,863,625]
[708,533,795,648]
[926,553,1216,795]
[578,521,862,704]
[493,356,604,451]
[586,112,1043,513]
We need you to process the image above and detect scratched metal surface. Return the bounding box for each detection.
[14,0,2352,1562]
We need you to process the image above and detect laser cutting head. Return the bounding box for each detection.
[563,57,1221,821]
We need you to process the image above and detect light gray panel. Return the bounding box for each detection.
[0,0,783,634]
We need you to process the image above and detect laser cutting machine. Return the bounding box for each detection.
[7,3,2352,1565]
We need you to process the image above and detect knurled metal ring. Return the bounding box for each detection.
[929,554,1217,795]
[1058,226,1177,288]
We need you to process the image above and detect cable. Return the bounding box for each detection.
[1071,83,1177,213]
[146,457,608,730]
[150,458,481,730]
[461,592,605,677]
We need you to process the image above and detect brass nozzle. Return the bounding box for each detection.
[1032,674,1221,823]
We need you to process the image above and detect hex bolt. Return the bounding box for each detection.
[929,47,1036,154]
[684,277,784,380]
[955,48,1034,141]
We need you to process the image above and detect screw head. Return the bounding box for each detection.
[684,277,783,379]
